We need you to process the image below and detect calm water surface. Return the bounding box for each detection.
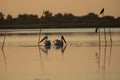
[0,28,120,33]
[0,30,120,80]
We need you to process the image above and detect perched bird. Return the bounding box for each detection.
[100,8,104,15]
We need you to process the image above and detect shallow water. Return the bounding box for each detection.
[0,32,120,80]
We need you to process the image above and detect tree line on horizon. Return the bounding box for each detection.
[0,10,120,27]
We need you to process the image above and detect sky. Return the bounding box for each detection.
[0,0,120,18]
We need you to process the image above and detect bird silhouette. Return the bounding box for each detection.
[100,8,104,15]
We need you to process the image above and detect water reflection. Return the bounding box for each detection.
[0,32,120,80]
[109,45,112,67]
[38,44,67,55]
[0,48,7,70]
[96,44,112,72]
[37,43,67,80]
[96,42,113,80]
[37,46,49,80]
[38,46,50,55]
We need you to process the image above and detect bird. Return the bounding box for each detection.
[100,8,104,15]
[54,35,67,47]
[39,36,51,47]
[95,26,99,33]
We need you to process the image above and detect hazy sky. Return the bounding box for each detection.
[0,0,120,18]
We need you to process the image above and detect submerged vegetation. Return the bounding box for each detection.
[0,10,120,29]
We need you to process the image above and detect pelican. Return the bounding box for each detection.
[38,36,51,47]
[54,35,67,47]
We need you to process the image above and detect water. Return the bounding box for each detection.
[0,29,120,80]
[0,28,120,33]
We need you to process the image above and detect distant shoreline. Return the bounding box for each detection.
[0,11,120,29]
[0,23,120,29]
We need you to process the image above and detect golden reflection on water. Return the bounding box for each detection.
[0,33,120,80]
